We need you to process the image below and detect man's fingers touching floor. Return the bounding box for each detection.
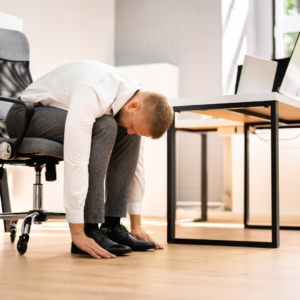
[93,246,116,259]
[87,249,102,259]
[148,237,164,249]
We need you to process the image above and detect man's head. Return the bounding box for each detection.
[115,90,174,139]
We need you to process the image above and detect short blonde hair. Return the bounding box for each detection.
[141,91,174,139]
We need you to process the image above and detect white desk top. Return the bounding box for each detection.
[170,92,300,124]
[170,92,300,110]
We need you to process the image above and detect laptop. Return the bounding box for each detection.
[279,33,300,100]
[237,55,278,95]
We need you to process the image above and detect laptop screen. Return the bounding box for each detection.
[279,33,300,100]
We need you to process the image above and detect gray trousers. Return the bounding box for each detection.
[6,103,141,223]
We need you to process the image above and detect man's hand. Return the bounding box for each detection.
[69,223,116,259]
[130,215,164,250]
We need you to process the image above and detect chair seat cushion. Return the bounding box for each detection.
[1,138,63,159]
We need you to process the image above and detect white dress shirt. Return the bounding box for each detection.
[20,60,145,223]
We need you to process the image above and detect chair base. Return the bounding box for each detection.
[0,210,66,255]
[0,210,65,221]
[0,164,65,255]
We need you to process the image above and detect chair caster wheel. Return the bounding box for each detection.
[17,235,29,255]
[10,228,16,243]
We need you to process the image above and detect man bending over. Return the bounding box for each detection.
[6,60,173,259]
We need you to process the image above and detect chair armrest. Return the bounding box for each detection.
[0,96,35,158]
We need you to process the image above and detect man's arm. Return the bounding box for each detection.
[65,84,115,258]
[128,138,163,249]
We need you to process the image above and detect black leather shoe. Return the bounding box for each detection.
[71,227,131,256]
[100,224,155,251]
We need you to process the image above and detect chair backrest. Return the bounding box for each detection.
[0,28,33,137]
[235,57,291,94]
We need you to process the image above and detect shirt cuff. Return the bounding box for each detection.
[65,208,84,224]
[127,202,142,215]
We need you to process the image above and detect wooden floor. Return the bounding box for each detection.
[1,217,300,300]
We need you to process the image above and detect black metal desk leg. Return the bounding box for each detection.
[201,134,207,220]
[271,101,280,247]
[0,169,12,232]
[244,124,250,227]
[195,134,208,222]
[167,119,176,242]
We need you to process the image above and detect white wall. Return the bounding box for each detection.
[116,0,222,98]
[0,1,115,212]
[232,129,300,215]
[0,0,115,80]
[0,12,23,31]
[118,63,179,217]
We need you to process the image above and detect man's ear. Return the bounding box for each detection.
[128,100,140,111]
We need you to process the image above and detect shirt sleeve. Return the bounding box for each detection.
[64,83,102,223]
[127,137,145,215]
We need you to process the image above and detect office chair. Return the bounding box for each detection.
[0,28,65,255]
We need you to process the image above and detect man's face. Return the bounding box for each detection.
[115,100,151,137]
[119,113,151,137]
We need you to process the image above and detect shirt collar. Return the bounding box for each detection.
[111,86,144,116]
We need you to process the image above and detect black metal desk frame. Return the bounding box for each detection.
[168,100,281,248]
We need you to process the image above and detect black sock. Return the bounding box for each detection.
[84,223,98,234]
[101,217,120,229]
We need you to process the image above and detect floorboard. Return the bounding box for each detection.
[1,217,300,300]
